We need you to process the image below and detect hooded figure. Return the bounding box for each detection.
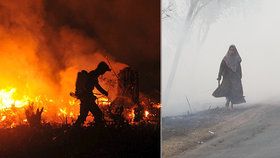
[212,45,246,109]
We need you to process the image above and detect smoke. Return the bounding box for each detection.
[43,0,160,96]
[162,0,280,116]
[0,0,159,104]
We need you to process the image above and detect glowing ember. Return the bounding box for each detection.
[153,103,161,109]
[58,108,76,118]
[96,96,111,106]
[144,110,149,117]
[69,99,78,106]
[128,109,135,122]
[0,115,6,122]
[69,112,74,117]
[58,108,67,117]
[10,122,15,128]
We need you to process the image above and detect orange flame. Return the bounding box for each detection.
[144,110,149,117]
[0,88,29,109]
[0,115,6,122]
[96,96,111,106]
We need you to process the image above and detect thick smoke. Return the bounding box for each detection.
[0,0,159,103]
[43,0,160,97]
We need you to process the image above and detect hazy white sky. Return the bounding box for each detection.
[162,0,280,116]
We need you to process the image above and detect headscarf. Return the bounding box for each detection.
[223,45,242,72]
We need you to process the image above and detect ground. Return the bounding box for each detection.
[0,124,160,158]
[163,103,280,158]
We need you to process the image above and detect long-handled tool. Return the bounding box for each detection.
[69,92,103,98]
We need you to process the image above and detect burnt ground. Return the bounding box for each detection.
[0,124,160,158]
[162,105,254,158]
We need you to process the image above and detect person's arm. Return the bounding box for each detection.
[94,78,108,96]
[238,62,242,79]
[217,60,225,80]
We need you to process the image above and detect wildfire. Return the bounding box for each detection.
[0,88,29,109]
[0,86,160,128]
[0,87,80,127]
[0,0,162,128]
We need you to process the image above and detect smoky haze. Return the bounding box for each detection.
[162,0,280,116]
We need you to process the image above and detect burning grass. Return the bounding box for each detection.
[0,87,160,128]
[0,77,160,157]
[0,88,160,157]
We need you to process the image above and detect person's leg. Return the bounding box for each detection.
[74,101,89,127]
[225,97,230,109]
[88,96,104,126]
[230,102,234,110]
[89,104,104,126]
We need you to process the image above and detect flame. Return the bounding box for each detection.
[153,103,161,109]
[128,109,135,123]
[10,122,15,128]
[58,108,76,118]
[69,112,74,117]
[0,87,159,128]
[0,88,29,109]
[0,0,140,128]
[0,87,80,127]
[58,108,67,117]
[96,96,111,106]
[144,110,149,117]
[0,115,6,122]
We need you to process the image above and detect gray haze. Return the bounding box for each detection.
[162,0,280,116]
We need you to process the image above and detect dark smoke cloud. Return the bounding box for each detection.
[43,0,160,97]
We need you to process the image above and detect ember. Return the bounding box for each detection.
[145,110,149,117]
[96,96,111,106]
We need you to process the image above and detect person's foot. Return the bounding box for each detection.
[230,103,234,110]
[225,101,230,108]
[94,121,106,128]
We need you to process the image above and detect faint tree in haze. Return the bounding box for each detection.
[161,0,177,20]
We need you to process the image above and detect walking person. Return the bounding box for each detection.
[213,45,246,109]
[73,61,111,127]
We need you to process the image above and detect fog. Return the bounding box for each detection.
[162,0,280,116]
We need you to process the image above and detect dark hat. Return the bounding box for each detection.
[97,61,111,72]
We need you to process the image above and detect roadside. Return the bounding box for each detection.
[162,104,258,158]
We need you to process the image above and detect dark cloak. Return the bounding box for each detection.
[212,46,246,104]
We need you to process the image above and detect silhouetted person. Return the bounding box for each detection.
[213,45,246,109]
[74,61,111,127]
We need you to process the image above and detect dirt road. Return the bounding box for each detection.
[164,103,280,158]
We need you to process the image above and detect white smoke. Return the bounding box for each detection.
[162,0,280,116]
